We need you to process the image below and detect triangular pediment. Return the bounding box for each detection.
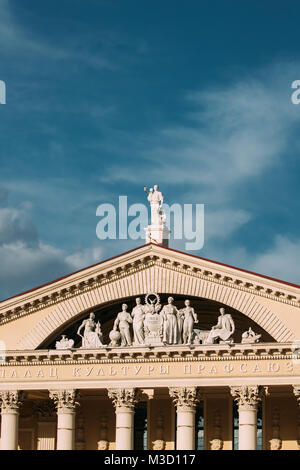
[0,243,300,349]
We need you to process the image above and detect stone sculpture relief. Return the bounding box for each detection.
[51,293,276,350]
[270,407,281,450]
[144,185,165,227]
[55,335,74,350]
[210,409,223,450]
[206,308,235,344]
[152,410,165,450]
[77,312,105,348]
[98,414,109,450]
[241,327,261,344]
[113,304,133,346]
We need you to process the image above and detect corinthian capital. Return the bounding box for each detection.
[0,390,24,410]
[107,388,139,409]
[169,387,201,411]
[49,389,79,412]
[230,385,262,409]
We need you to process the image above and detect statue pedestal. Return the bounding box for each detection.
[144,312,164,346]
[145,336,164,347]
[145,225,170,247]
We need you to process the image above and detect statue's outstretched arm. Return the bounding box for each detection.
[77,321,85,337]
[193,309,198,322]
[113,316,119,330]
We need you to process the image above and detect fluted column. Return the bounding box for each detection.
[230,385,262,450]
[108,388,139,450]
[0,391,23,450]
[169,387,201,450]
[49,389,79,450]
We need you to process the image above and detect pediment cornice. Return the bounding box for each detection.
[0,243,300,327]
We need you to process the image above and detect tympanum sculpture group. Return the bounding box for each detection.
[54,293,251,349]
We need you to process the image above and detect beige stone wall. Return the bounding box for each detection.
[264,393,299,450]
[205,396,232,450]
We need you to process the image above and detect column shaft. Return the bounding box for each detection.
[231,385,261,451]
[1,409,19,450]
[108,388,139,451]
[115,407,134,450]
[56,410,76,450]
[49,389,78,451]
[238,407,257,450]
[169,387,200,450]
[0,391,23,450]
[176,408,196,450]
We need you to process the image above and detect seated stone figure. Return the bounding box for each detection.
[206,308,235,344]
[77,312,104,348]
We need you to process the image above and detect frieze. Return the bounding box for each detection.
[0,358,298,383]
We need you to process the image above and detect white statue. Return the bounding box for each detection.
[206,308,235,344]
[77,312,104,348]
[143,293,163,346]
[180,300,198,344]
[144,185,165,226]
[55,335,74,350]
[241,327,261,344]
[131,297,145,345]
[113,303,133,346]
[161,296,180,345]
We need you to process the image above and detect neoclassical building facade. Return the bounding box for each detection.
[0,240,300,451]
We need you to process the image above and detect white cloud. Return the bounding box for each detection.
[100,61,300,203]
[0,190,104,299]
[250,235,300,284]
[204,209,252,239]
[66,247,103,270]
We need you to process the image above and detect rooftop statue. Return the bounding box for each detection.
[144,185,166,227]
[161,296,180,345]
[131,297,145,345]
[113,303,133,346]
[179,299,199,345]
[206,307,235,344]
[77,312,105,348]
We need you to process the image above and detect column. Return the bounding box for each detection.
[108,388,139,450]
[49,389,79,450]
[169,387,200,450]
[230,385,262,450]
[0,390,23,450]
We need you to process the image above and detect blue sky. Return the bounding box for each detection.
[1,0,300,299]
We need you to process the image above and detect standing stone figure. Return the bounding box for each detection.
[131,297,145,345]
[161,297,180,344]
[206,307,235,344]
[113,303,133,346]
[77,312,104,348]
[145,185,165,226]
[181,299,198,344]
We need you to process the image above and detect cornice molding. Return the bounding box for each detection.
[0,343,297,367]
[0,244,297,347]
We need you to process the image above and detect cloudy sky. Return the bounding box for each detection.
[0,0,300,299]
